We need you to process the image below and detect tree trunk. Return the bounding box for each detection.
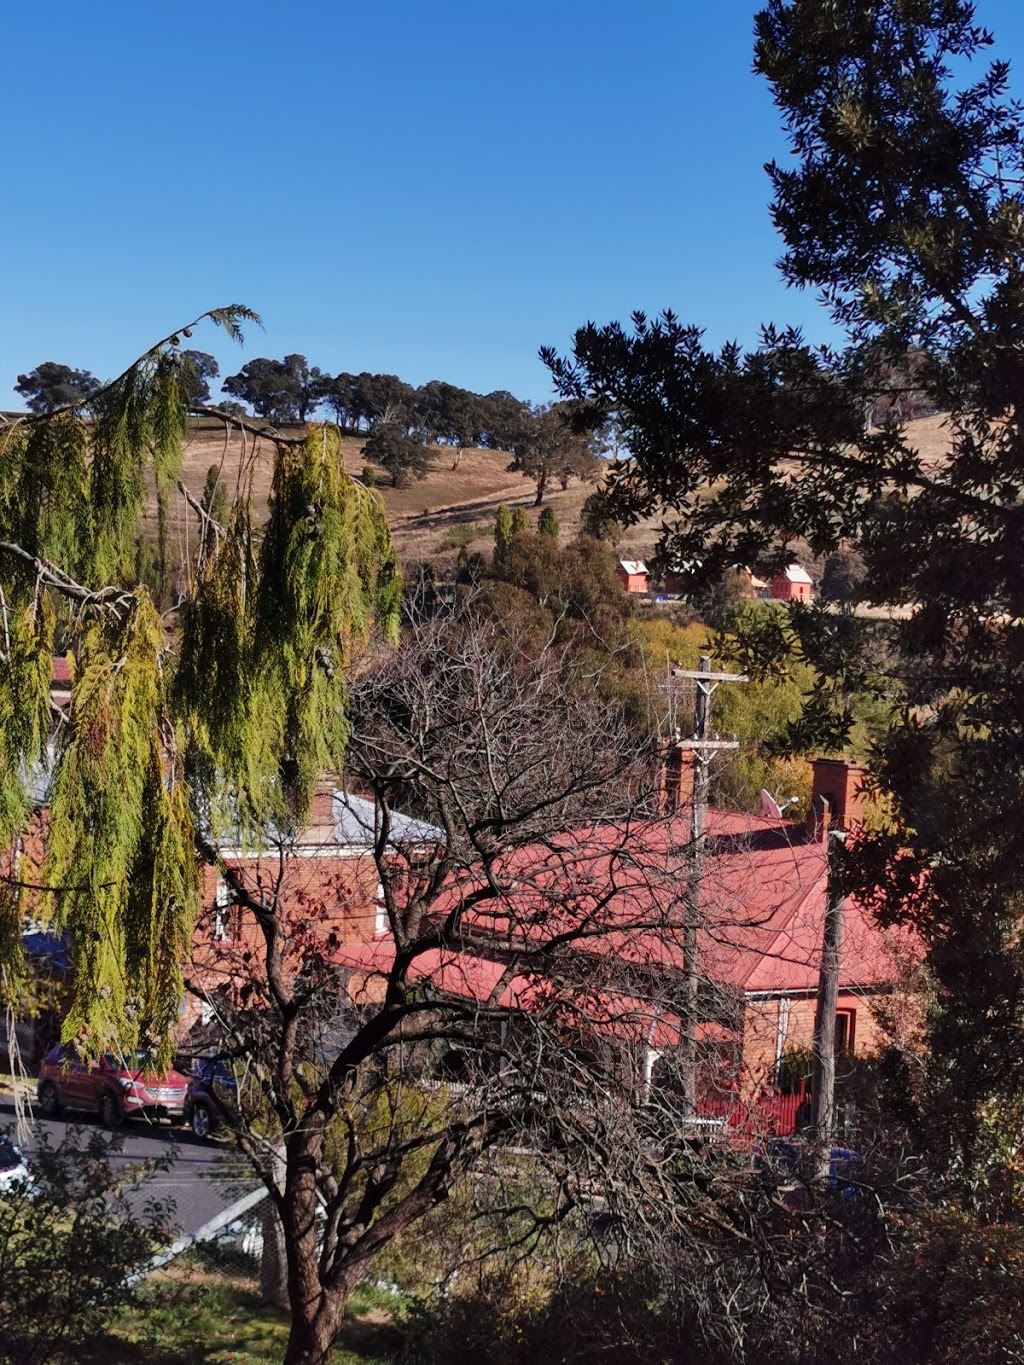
[260,1143,289,1310]
[534,470,547,506]
[260,1199,290,1310]
[279,1121,349,1365]
[808,831,846,1185]
[282,1300,346,1365]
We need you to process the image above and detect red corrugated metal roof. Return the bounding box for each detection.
[408,811,910,995]
[332,939,686,1047]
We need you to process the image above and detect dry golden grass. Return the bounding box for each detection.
[151,412,955,577]
[154,420,661,573]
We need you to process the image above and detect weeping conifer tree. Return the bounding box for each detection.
[0,308,400,1059]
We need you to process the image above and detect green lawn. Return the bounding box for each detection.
[81,1260,404,1365]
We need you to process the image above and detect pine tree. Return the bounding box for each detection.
[0,308,400,1060]
[511,506,530,536]
[494,503,513,563]
[544,0,1024,1165]
[537,506,559,540]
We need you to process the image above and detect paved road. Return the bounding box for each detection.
[0,1093,259,1240]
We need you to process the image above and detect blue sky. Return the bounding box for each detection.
[3,1,1024,407]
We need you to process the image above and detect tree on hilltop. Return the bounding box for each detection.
[508,402,601,505]
[222,353,324,422]
[14,362,100,413]
[479,389,530,452]
[362,420,435,486]
[351,372,415,429]
[178,348,220,409]
[317,371,357,429]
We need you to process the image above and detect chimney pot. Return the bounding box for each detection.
[806,758,867,839]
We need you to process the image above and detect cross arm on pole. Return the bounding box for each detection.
[671,669,749,684]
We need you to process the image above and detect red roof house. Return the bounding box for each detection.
[615,559,649,594]
[771,563,814,602]
[330,758,915,1115]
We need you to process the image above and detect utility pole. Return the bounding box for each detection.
[808,827,847,1183]
[671,654,747,1114]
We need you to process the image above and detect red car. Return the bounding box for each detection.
[36,1045,190,1127]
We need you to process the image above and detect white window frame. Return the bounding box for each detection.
[213,878,232,941]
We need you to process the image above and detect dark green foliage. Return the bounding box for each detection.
[820,546,868,608]
[210,399,247,418]
[222,354,323,421]
[0,1124,174,1364]
[362,423,435,487]
[414,379,484,449]
[484,531,629,651]
[493,504,513,563]
[579,490,620,543]
[537,506,559,540]
[200,463,227,526]
[507,403,601,506]
[14,362,100,413]
[692,567,751,631]
[351,372,415,428]
[178,349,219,409]
[479,389,530,450]
[315,372,357,428]
[543,0,1024,1163]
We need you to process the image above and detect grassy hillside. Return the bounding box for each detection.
[148,410,956,577]
[154,419,660,573]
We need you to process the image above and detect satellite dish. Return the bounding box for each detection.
[759,789,783,820]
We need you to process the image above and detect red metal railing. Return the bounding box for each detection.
[698,1085,805,1138]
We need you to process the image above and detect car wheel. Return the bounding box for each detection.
[38,1082,60,1118]
[100,1092,123,1128]
[190,1101,213,1140]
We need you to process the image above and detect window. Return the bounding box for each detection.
[835,1009,856,1053]
[374,882,387,937]
[213,879,233,942]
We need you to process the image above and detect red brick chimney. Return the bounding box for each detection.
[655,741,695,814]
[309,781,338,828]
[806,758,867,841]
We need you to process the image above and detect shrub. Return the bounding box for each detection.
[0,1125,174,1363]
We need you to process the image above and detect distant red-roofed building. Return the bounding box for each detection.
[771,563,814,602]
[615,559,649,594]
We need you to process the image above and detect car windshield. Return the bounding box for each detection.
[104,1051,161,1072]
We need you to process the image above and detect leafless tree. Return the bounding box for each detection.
[183,614,830,1365]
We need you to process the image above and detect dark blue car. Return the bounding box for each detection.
[753,1136,865,1196]
[183,1057,238,1140]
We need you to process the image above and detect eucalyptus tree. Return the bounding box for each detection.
[14,362,100,413]
[545,0,1024,1165]
[0,307,400,1061]
[222,353,324,421]
[178,348,220,409]
[507,402,601,506]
